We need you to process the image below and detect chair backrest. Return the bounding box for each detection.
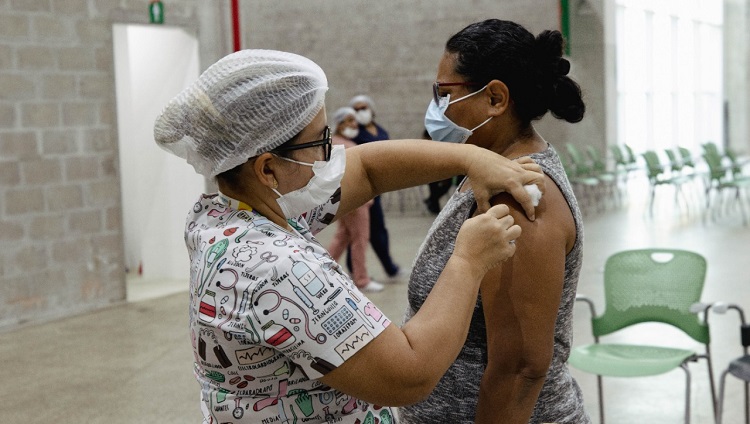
[560,155,575,180]
[624,144,637,164]
[566,143,592,176]
[678,147,695,168]
[664,149,682,172]
[725,147,743,176]
[593,249,710,344]
[586,146,607,173]
[703,151,727,183]
[703,141,720,158]
[611,145,626,166]
[641,150,664,181]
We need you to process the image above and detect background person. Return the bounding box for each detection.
[154,49,544,424]
[401,19,591,424]
[326,107,383,292]
[347,94,403,280]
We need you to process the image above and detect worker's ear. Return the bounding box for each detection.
[253,153,280,190]
[485,79,510,117]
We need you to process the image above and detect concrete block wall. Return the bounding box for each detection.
[726,0,750,153]
[240,0,606,148]
[0,0,227,329]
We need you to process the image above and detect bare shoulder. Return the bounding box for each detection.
[487,175,575,254]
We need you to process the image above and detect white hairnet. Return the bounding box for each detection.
[348,94,375,113]
[154,49,328,177]
[331,107,356,133]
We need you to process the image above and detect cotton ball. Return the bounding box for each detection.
[524,184,542,207]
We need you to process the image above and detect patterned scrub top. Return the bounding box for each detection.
[186,190,395,424]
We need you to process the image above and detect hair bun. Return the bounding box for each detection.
[557,58,570,76]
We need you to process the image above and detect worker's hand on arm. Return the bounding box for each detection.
[319,204,521,406]
[452,203,521,275]
[466,153,544,219]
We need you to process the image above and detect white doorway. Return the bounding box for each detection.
[112,24,204,301]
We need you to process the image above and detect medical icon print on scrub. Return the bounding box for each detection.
[335,325,374,361]
[292,257,325,296]
[199,290,217,322]
[261,319,296,348]
[198,237,229,295]
[346,297,373,329]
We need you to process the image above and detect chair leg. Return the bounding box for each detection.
[649,185,656,217]
[597,374,605,424]
[738,188,748,226]
[706,352,718,418]
[685,364,692,424]
[704,187,712,224]
[716,369,729,424]
[745,381,749,424]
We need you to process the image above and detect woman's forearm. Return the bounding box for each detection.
[399,255,486,389]
[339,139,541,219]
[476,370,548,424]
[352,139,478,196]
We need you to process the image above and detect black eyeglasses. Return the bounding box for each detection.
[271,126,332,161]
[432,81,479,105]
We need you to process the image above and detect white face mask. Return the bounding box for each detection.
[272,145,346,219]
[424,85,492,144]
[341,126,359,140]
[354,108,372,125]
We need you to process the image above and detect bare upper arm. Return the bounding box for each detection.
[478,175,575,374]
[317,324,431,406]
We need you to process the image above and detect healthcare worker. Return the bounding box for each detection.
[154,49,544,424]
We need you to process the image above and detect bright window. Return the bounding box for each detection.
[615,0,723,157]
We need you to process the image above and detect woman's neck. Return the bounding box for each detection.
[482,125,546,158]
[217,181,292,230]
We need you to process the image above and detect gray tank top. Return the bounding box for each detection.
[400,144,590,424]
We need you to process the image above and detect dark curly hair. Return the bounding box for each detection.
[445,19,585,127]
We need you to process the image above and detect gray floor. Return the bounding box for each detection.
[1,176,749,424]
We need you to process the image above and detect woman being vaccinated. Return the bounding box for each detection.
[154,49,543,423]
[401,20,590,424]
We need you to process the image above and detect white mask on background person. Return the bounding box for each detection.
[341,126,359,140]
[272,145,346,219]
[424,85,492,143]
[354,108,372,125]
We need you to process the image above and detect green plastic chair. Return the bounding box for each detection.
[564,144,602,212]
[725,147,750,178]
[623,144,638,168]
[677,147,703,181]
[702,141,737,173]
[702,151,750,225]
[678,147,696,170]
[611,144,627,167]
[664,148,683,173]
[569,249,717,424]
[586,145,620,205]
[611,144,639,175]
[703,141,721,160]
[642,150,690,216]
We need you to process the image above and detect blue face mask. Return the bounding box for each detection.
[424,85,492,143]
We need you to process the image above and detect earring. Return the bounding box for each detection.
[272,180,278,189]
